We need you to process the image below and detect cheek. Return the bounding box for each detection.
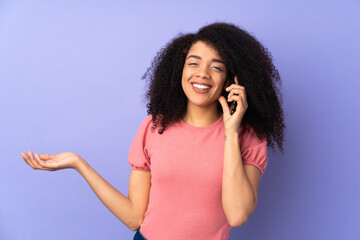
[182,67,194,79]
[181,71,189,90]
[218,77,227,89]
[215,79,227,96]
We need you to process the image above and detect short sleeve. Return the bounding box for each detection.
[128,115,153,171]
[239,126,268,176]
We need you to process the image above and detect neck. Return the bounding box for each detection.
[182,102,222,127]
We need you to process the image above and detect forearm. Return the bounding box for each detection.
[75,159,139,230]
[222,130,256,226]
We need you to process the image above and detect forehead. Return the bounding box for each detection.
[186,41,222,59]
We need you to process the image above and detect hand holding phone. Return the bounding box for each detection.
[229,76,240,115]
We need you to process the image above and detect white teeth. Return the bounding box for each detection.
[192,83,210,89]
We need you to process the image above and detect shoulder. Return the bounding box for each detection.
[142,114,153,123]
[130,115,156,147]
[138,115,153,132]
[238,123,267,149]
[136,114,161,136]
[138,115,154,129]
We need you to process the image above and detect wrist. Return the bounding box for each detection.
[74,157,88,173]
[224,129,239,136]
[224,130,239,142]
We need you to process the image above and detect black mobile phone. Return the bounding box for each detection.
[230,98,237,115]
[222,71,237,115]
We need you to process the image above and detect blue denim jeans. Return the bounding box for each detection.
[133,228,147,240]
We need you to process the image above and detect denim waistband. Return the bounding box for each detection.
[133,228,147,240]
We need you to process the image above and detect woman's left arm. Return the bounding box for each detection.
[222,130,261,227]
[218,76,261,227]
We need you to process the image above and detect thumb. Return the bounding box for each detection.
[39,154,54,160]
[218,96,230,116]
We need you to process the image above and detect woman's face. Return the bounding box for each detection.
[181,41,227,110]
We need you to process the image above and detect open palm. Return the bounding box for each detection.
[21,151,82,171]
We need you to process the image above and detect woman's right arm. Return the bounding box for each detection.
[21,151,151,231]
[76,159,151,231]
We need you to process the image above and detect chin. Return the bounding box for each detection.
[189,99,216,108]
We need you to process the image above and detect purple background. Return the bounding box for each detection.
[1,1,359,239]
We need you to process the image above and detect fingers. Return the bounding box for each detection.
[34,153,51,169]
[217,96,230,116]
[22,152,35,169]
[225,76,243,90]
[21,151,55,171]
[227,88,247,100]
[234,76,239,85]
[38,154,54,160]
[225,77,246,100]
[226,84,244,91]
[28,151,44,169]
[227,87,247,103]
[228,94,248,111]
[227,90,247,103]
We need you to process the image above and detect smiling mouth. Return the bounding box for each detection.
[191,83,212,94]
[192,83,211,90]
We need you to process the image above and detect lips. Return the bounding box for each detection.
[191,82,212,87]
[191,82,211,93]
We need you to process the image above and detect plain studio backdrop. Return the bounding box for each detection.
[0,0,359,239]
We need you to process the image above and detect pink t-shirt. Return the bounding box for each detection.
[128,115,268,240]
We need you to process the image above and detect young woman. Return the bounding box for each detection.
[21,22,285,240]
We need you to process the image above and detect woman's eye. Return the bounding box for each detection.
[213,66,223,71]
[189,63,197,66]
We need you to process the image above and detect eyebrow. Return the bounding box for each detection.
[186,55,225,64]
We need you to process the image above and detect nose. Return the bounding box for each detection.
[195,65,210,79]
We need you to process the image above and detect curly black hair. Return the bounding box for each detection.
[142,22,285,153]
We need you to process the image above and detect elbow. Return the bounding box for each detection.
[227,214,249,227]
[129,224,140,231]
[127,216,144,231]
[227,206,256,227]
[128,220,142,231]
